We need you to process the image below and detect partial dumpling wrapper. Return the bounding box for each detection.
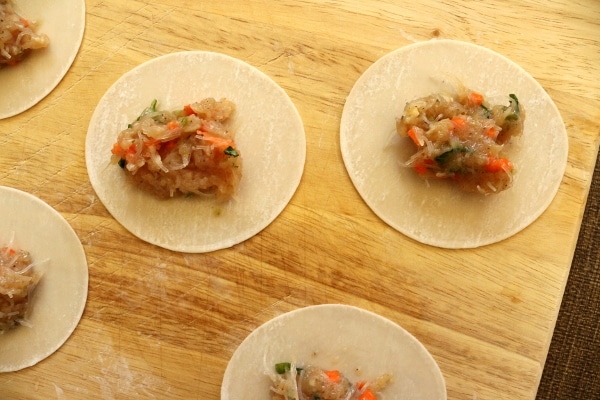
[0,186,88,372]
[222,304,446,400]
[0,0,85,119]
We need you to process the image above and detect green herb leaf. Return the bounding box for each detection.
[435,145,469,165]
[224,146,239,157]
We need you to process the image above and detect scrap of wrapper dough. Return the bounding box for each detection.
[85,51,306,253]
[0,186,88,372]
[0,0,85,119]
[221,304,446,400]
[340,39,568,248]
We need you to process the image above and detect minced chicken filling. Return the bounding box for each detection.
[271,362,392,400]
[0,244,40,333]
[0,0,49,67]
[111,98,242,200]
[396,87,525,194]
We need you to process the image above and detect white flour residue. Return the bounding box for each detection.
[53,384,66,400]
[397,28,419,43]
[84,330,173,399]
[91,354,169,399]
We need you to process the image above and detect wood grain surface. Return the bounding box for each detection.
[1,1,599,399]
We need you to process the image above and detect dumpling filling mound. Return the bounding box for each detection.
[0,0,49,67]
[396,87,525,195]
[271,362,392,400]
[111,98,242,200]
[0,244,40,333]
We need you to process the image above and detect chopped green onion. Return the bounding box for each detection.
[275,362,292,374]
[509,94,520,113]
[137,99,158,121]
[480,104,492,119]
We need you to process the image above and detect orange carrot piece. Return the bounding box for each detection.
[183,104,196,116]
[468,92,484,106]
[2,247,17,256]
[111,142,134,157]
[451,116,467,130]
[413,162,429,175]
[324,370,341,383]
[199,131,234,152]
[485,127,496,138]
[358,389,378,400]
[111,142,123,155]
[485,156,512,173]
[407,127,421,146]
[166,120,180,130]
[413,158,436,175]
[124,144,138,164]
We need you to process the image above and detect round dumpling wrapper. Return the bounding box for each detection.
[86,51,306,253]
[0,186,88,372]
[340,39,568,248]
[0,0,85,119]
[222,304,446,400]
